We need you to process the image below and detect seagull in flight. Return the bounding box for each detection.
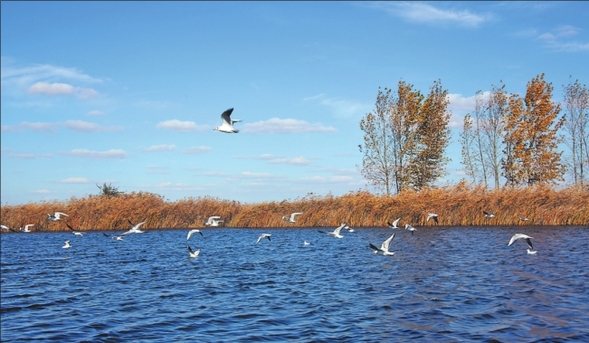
[519,216,530,222]
[122,220,146,235]
[508,233,537,254]
[484,211,495,218]
[303,241,310,246]
[256,233,272,244]
[187,229,203,240]
[187,245,200,258]
[388,218,400,229]
[20,224,34,233]
[282,212,302,223]
[427,213,439,225]
[318,223,346,239]
[405,224,416,235]
[65,223,84,236]
[48,212,68,221]
[205,216,224,227]
[1,225,19,233]
[63,240,71,249]
[102,232,124,241]
[369,233,396,256]
[214,108,241,133]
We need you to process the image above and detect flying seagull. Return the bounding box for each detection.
[214,108,241,133]
[519,216,530,222]
[256,233,272,244]
[318,223,346,239]
[484,211,495,218]
[1,225,19,233]
[303,241,310,246]
[282,212,302,223]
[48,212,69,221]
[405,224,416,235]
[427,213,439,225]
[388,218,400,229]
[122,221,146,235]
[63,240,71,249]
[508,233,536,254]
[205,216,224,227]
[65,223,84,236]
[187,245,200,258]
[187,229,203,240]
[20,224,34,232]
[369,233,396,256]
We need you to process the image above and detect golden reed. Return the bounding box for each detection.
[1,183,587,232]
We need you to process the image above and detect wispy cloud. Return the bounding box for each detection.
[156,119,210,132]
[304,94,372,117]
[64,120,122,132]
[368,2,492,28]
[28,82,99,99]
[182,146,213,154]
[8,153,53,159]
[61,177,90,184]
[537,25,589,52]
[87,110,104,116]
[446,92,491,128]
[242,118,336,134]
[65,149,128,159]
[258,154,312,166]
[143,144,176,152]
[1,121,57,133]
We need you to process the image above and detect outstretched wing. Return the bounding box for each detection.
[381,233,395,251]
[220,108,234,125]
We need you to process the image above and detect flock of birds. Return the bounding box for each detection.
[1,209,538,256]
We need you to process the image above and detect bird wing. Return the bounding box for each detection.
[220,108,234,126]
[291,212,302,220]
[525,238,534,250]
[508,233,532,246]
[369,243,380,252]
[66,223,75,231]
[187,245,194,253]
[25,224,35,230]
[56,212,68,217]
[133,222,146,230]
[333,224,346,235]
[381,233,395,251]
[433,216,439,224]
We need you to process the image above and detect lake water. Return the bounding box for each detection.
[1,226,588,342]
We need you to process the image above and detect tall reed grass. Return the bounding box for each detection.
[1,184,587,232]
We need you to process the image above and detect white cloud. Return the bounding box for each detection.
[64,120,122,132]
[61,177,90,184]
[156,119,210,132]
[304,93,372,117]
[66,149,128,159]
[144,144,176,152]
[242,118,336,134]
[86,110,104,116]
[1,121,57,132]
[536,25,589,52]
[1,61,102,90]
[182,146,213,154]
[27,82,99,99]
[28,189,52,194]
[369,2,492,28]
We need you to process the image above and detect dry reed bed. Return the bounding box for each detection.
[1,185,587,232]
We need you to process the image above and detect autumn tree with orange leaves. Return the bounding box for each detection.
[502,74,565,186]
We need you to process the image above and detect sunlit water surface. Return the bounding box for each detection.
[2,226,588,342]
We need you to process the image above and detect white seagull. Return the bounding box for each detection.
[282,212,302,223]
[65,223,84,236]
[256,233,272,244]
[187,229,203,240]
[214,108,241,133]
[318,223,346,239]
[20,224,34,232]
[303,241,310,246]
[369,233,396,256]
[508,233,537,254]
[343,224,355,232]
[484,211,495,218]
[63,240,71,249]
[405,224,416,235]
[1,225,18,232]
[122,221,146,235]
[519,216,530,222]
[48,212,69,221]
[427,213,439,225]
[187,245,200,258]
[205,216,224,227]
[387,218,400,229]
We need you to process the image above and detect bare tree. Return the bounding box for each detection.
[483,82,508,189]
[563,77,589,186]
[460,113,480,183]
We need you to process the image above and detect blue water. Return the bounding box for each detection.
[2,226,588,342]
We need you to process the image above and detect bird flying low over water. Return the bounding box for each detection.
[256,233,272,244]
[484,211,495,218]
[427,213,439,225]
[205,216,224,227]
[65,223,84,236]
[318,223,346,239]
[63,240,71,249]
[48,212,68,221]
[187,229,203,240]
[282,212,302,223]
[20,224,34,232]
[519,216,530,222]
[187,245,200,258]
[1,225,19,233]
[122,221,146,235]
[388,218,400,229]
[405,224,416,235]
[508,233,536,254]
[369,233,396,256]
[214,108,241,133]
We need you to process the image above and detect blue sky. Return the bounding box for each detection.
[2,2,588,205]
